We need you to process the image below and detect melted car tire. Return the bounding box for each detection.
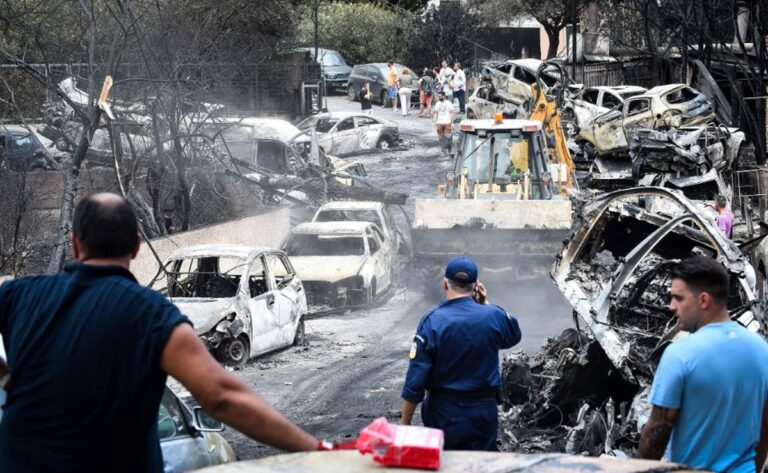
[377,136,394,150]
[218,335,249,368]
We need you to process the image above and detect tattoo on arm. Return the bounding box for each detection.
[637,406,678,460]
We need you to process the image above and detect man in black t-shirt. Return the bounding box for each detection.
[0,193,320,472]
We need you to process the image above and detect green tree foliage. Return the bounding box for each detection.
[297,2,412,65]
[405,1,484,71]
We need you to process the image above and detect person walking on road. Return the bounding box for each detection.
[433,91,454,154]
[386,60,399,110]
[398,67,414,117]
[400,256,521,451]
[637,256,768,472]
[453,63,467,114]
[714,195,733,238]
[360,81,373,115]
[418,68,435,117]
[0,193,324,472]
[439,60,454,106]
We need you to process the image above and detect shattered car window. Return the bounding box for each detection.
[602,92,621,109]
[299,117,337,133]
[664,86,698,104]
[582,89,599,105]
[265,254,292,286]
[285,234,365,256]
[219,125,255,166]
[161,256,246,298]
[626,98,650,116]
[315,209,383,229]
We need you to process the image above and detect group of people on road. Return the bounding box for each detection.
[1,186,767,473]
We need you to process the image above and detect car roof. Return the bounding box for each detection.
[317,201,384,211]
[0,124,40,135]
[508,59,543,72]
[587,85,647,93]
[211,117,301,143]
[292,221,374,234]
[459,118,543,131]
[166,244,277,260]
[644,83,687,97]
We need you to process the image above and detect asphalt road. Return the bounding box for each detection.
[172,93,574,460]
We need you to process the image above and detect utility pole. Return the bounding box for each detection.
[571,0,577,79]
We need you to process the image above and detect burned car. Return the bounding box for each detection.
[500,187,762,455]
[283,221,395,309]
[562,86,647,135]
[466,85,524,120]
[149,245,307,367]
[481,58,560,107]
[297,112,400,155]
[577,84,715,157]
[0,124,65,171]
[311,201,402,255]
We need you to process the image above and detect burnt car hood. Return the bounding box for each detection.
[290,256,367,283]
[172,298,238,334]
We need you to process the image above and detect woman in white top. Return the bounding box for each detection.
[398,67,414,116]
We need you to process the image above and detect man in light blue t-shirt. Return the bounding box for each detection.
[637,256,768,472]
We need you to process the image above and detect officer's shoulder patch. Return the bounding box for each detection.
[409,341,418,360]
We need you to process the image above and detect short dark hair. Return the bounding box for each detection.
[72,194,139,258]
[668,256,729,305]
[387,59,393,66]
[716,195,727,209]
[438,91,446,96]
[446,275,475,294]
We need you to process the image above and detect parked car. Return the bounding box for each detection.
[149,245,307,367]
[296,47,352,91]
[577,84,715,156]
[562,85,647,134]
[0,124,64,171]
[311,201,401,254]
[346,63,420,107]
[297,112,400,155]
[159,386,238,472]
[282,221,396,308]
[466,85,524,120]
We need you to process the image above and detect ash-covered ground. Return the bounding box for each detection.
[170,94,573,460]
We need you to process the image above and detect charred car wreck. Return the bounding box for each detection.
[500,187,763,456]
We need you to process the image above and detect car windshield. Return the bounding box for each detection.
[285,234,365,256]
[322,52,346,66]
[152,256,247,298]
[460,131,533,182]
[8,132,42,153]
[315,209,383,229]
[298,117,337,133]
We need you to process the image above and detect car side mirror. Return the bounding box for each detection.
[193,407,224,432]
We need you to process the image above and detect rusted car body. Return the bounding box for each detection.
[481,58,559,107]
[562,85,647,133]
[311,201,401,255]
[577,84,715,157]
[149,245,307,367]
[283,221,395,309]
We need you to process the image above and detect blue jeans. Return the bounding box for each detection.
[422,395,498,451]
[387,86,398,99]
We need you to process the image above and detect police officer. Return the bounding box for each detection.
[400,256,521,450]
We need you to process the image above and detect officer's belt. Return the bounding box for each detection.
[428,387,497,401]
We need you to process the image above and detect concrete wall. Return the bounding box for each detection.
[132,208,291,285]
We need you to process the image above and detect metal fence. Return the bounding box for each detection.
[0,61,322,120]
[567,59,660,88]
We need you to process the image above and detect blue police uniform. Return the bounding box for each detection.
[401,296,521,450]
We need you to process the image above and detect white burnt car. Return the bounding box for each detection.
[297,112,400,155]
[311,201,401,255]
[577,84,715,157]
[562,85,647,134]
[283,221,395,309]
[149,245,307,367]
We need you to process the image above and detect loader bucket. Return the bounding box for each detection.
[412,198,572,278]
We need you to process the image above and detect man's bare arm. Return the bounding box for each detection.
[755,399,768,472]
[161,324,318,452]
[400,399,417,425]
[637,405,678,460]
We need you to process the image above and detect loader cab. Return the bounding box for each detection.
[443,119,559,200]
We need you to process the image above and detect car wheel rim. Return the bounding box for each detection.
[228,339,245,362]
[379,140,390,150]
